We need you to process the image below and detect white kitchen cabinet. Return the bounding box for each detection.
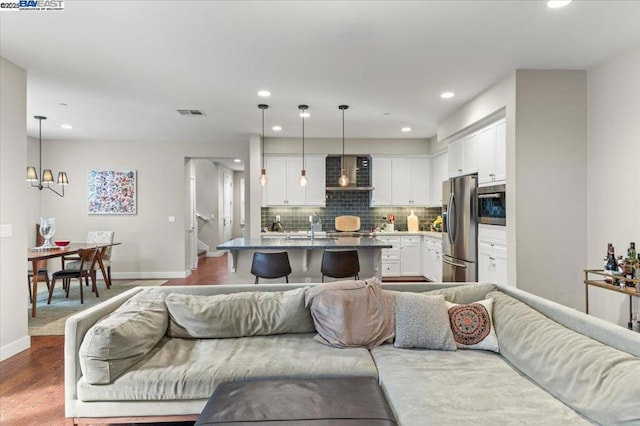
[377,235,400,277]
[423,236,443,281]
[478,119,506,185]
[263,156,323,206]
[448,132,479,178]
[430,151,448,207]
[478,224,508,287]
[371,156,392,206]
[391,157,431,206]
[400,235,421,276]
[304,155,327,206]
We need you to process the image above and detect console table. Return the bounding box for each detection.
[584,269,640,330]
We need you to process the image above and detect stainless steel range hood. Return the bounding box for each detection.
[326,155,375,191]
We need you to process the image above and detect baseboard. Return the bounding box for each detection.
[207,250,226,257]
[110,271,189,280]
[1,335,30,361]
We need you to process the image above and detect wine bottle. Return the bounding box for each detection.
[605,245,617,284]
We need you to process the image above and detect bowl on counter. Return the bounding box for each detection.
[54,240,70,247]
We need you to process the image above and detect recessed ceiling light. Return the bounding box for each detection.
[257,90,271,97]
[272,125,282,131]
[299,112,310,118]
[547,0,572,8]
[440,92,455,99]
[401,127,412,133]
[233,159,241,163]
[61,124,73,129]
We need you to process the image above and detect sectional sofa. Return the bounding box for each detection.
[64,280,640,425]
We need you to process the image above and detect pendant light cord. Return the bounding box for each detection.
[341,107,345,169]
[302,110,305,165]
[38,117,43,178]
[261,107,265,168]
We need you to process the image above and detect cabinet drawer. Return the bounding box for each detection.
[382,251,400,261]
[382,260,400,276]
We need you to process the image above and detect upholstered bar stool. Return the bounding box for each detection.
[250,251,292,284]
[321,249,360,282]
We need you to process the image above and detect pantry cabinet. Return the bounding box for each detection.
[478,119,506,185]
[478,224,508,287]
[263,155,325,206]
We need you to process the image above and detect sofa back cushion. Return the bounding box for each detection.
[305,277,395,349]
[166,287,315,338]
[79,288,168,385]
[424,283,497,304]
[489,290,640,425]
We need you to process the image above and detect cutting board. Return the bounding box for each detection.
[335,215,361,232]
[407,211,419,232]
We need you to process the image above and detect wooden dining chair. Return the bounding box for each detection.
[63,231,115,288]
[48,248,99,304]
[27,223,50,302]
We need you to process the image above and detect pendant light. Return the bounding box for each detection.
[27,115,69,197]
[338,105,350,187]
[258,104,269,186]
[298,105,309,187]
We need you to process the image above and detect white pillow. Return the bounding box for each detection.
[446,298,499,352]
[394,293,456,351]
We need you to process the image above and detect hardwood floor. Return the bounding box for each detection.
[0,255,229,426]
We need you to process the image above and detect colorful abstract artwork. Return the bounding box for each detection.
[88,170,137,214]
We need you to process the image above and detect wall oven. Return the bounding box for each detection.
[477,184,506,225]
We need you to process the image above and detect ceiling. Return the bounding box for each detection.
[2,1,640,145]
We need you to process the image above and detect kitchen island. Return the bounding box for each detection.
[217,236,392,284]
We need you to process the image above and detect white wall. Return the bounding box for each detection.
[35,139,249,279]
[1,57,30,360]
[587,44,640,326]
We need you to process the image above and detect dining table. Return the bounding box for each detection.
[27,242,121,318]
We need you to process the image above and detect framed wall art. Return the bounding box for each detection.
[88,170,137,214]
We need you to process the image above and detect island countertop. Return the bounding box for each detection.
[217,237,393,250]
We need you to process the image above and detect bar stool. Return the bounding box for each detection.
[320,250,360,282]
[251,252,292,284]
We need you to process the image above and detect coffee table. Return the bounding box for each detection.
[196,377,397,425]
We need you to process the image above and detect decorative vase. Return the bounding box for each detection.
[39,217,56,249]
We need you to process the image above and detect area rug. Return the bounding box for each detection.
[28,280,167,336]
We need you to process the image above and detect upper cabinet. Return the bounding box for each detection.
[372,156,430,206]
[430,151,448,207]
[478,119,506,185]
[263,155,326,206]
[448,132,479,178]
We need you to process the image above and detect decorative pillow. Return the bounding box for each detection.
[424,283,497,304]
[305,277,395,349]
[446,298,499,352]
[79,288,168,384]
[394,293,456,350]
[166,287,315,338]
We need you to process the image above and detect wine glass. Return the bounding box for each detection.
[39,217,55,249]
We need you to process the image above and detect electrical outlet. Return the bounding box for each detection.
[276,215,281,222]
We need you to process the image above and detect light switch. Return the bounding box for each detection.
[0,224,12,238]
[168,216,176,223]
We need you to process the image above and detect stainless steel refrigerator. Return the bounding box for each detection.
[442,174,478,282]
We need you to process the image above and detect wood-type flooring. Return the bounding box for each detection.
[0,255,228,426]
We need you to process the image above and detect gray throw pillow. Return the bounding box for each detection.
[394,293,456,350]
[166,287,315,338]
[305,277,395,349]
[424,283,497,304]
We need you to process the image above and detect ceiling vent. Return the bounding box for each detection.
[177,109,206,116]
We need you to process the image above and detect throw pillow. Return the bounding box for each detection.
[394,293,456,350]
[446,298,499,352]
[79,288,168,384]
[305,277,395,349]
[166,287,315,338]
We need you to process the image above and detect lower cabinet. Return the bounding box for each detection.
[377,235,422,277]
[478,224,508,286]
[423,236,443,282]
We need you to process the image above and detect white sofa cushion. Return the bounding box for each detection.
[77,333,378,402]
[165,287,315,338]
[79,288,168,384]
[490,290,640,425]
[371,345,591,426]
